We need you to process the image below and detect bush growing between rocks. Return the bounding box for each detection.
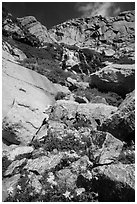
[43,130,88,153]
[55,92,66,100]
[20,57,72,85]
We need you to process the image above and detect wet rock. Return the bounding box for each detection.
[100,90,135,143]
[90,64,135,97]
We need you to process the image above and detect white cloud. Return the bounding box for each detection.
[75,2,121,17]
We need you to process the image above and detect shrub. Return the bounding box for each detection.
[55,92,66,100]
[20,57,72,85]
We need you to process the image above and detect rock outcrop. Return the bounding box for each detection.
[2,8,54,47]
[92,163,135,202]
[100,90,135,143]
[2,50,70,145]
[2,6,135,202]
[49,100,117,130]
[89,64,135,97]
[49,11,135,60]
[18,16,54,45]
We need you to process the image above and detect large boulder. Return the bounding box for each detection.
[2,56,69,145]
[100,90,135,143]
[89,64,135,97]
[92,163,135,202]
[89,131,123,164]
[50,100,117,130]
[24,153,63,175]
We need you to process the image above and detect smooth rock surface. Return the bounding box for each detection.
[2,56,70,144]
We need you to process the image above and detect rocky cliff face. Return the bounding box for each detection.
[2,7,135,202]
[2,7,53,47]
[49,11,135,59]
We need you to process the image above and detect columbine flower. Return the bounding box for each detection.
[63,190,71,198]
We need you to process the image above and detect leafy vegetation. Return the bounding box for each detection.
[55,92,66,100]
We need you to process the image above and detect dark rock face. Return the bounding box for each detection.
[100,90,135,143]
[2,11,53,47]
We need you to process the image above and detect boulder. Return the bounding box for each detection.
[4,158,26,176]
[92,163,135,202]
[50,100,117,124]
[5,146,34,161]
[2,57,69,145]
[77,103,117,125]
[74,96,89,103]
[90,64,135,97]
[103,49,115,57]
[24,153,63,175]
[49,100,78,121]
[67,77,89,90]
[88,131,123,164]
[100,90,135,142]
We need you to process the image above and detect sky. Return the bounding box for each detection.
[2,2,135,29]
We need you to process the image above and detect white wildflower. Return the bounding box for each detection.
[63,190,71,198]
[47,172,57,186]
[76,188,85,196]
